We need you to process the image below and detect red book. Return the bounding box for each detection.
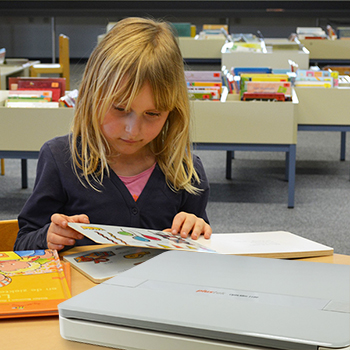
[8,77,66,102]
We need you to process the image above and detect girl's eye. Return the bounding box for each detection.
[145,111,161,118]
[114,106,125,112]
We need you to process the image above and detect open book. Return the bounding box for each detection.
[63,246,165,283]
[66,223,333,283]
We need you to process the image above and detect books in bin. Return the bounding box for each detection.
[5,89,60,108]
[64,223,334,283]
[185,71,223,100]
[0,249,71,318]
[8,77,66,102]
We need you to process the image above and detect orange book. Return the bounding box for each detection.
[0,249,71,319]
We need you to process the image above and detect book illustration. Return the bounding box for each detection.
[0,249,71,318]
[0,250,57,279]
[68,223,216,253]
[63,246,165,283]
[68,224,333,260]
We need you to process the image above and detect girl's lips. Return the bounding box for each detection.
[121,138,138,144]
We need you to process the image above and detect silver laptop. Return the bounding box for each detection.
[59,250,350,350]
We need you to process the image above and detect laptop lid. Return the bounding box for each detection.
[59,251,350,350]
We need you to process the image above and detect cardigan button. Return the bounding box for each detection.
[131,207,138,215]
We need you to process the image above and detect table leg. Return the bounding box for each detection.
[340,131,346,161]
[21,159,28,189]
[287,145,296,208]
[226,151,232,179]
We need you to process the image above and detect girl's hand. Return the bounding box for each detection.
[47,213,90,251]
[165,211,212,240]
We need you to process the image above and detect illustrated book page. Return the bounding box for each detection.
[68,223,333,259]
[63,245,165,283]
[68,223,216,252]
[0,249,71,318]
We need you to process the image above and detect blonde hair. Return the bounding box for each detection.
[71,17,200,194]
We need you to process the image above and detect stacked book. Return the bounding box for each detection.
[185,70,223,101]
[6,77,66,108]
[5,90,59,108]
[296,27,327,40]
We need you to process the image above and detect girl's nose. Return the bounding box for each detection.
[124,113,141,135]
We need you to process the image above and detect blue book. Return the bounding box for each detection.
[233,67,272,76]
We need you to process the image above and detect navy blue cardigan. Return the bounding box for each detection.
[15,135,210,250]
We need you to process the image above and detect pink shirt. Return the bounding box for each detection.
[118,163,156,201]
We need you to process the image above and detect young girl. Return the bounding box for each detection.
[14,17,211,251]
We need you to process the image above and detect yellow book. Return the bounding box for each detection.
[203,24,228,31]
[240,73,289,80]
[0,249,71,318]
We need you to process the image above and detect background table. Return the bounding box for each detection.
[0,60,40,89]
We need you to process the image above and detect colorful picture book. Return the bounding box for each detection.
[0,249,71,318]
[63,246,165,283]
[68,223,334,259]
[68,223,216,253]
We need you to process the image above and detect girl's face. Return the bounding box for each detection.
[101,82,169,158]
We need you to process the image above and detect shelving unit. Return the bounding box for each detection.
[295,87,350,161]
[0,91,74,187]
[299,39,350,63]
[191,91,298,208]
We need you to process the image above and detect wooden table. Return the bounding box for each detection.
[3,248,350,350]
